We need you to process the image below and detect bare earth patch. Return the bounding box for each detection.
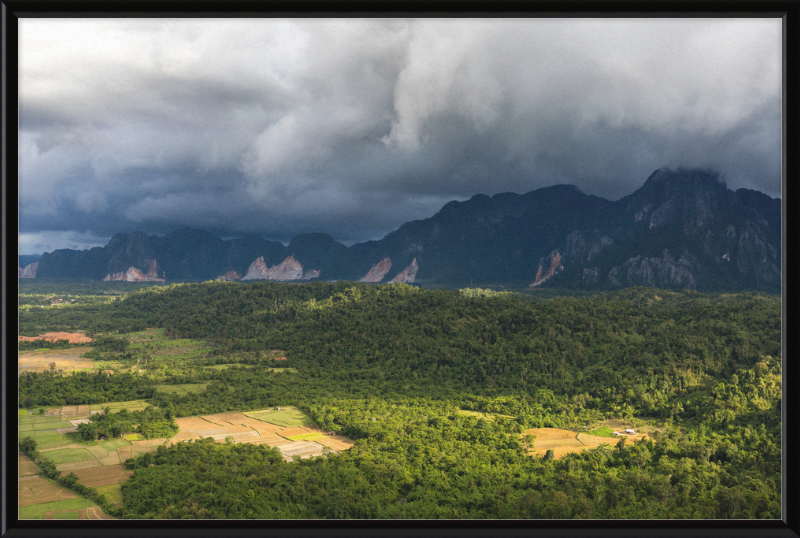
[278,441,329,461]
[315,435,355,452]
[19,332,93,344]
[18,453,41,476]
[19,477,77,506]
[522,428,613,459]
[18,349,94,375]
[61,464,132,487]
[87,506,115,519]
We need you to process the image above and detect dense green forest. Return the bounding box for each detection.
[17,281,781,519]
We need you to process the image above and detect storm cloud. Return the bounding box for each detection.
[18,18,782,254]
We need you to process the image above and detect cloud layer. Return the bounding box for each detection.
[19,18,782,253]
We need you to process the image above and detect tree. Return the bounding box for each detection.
[20,437,37,455]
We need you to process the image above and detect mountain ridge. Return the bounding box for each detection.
[29,167,781,292]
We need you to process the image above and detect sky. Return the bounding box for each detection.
[18,18,782,255]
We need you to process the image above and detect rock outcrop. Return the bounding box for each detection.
[267,256,304,281]
[216,270,242,281]
[242,256,270,280]
[146,259,160,279]
[359,258,392,283]
[529,250,563,287]
[389,258,418,284]
[607,250,697,290]
[241,255,318,281]
[19,261,39,278]
[102,266,165,282]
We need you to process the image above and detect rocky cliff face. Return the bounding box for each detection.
[242,256,270,280]
[360,258,392,283]
[607,250,698,290]
[241,255,318,281]
[30,167,780,293]
[389,258,418,283]
[146,259,160,279]
[268,256,305,281]
[19,261,39,278]
[526,168,780,292]
[216,270,242,281]
[103,266,165,282]
[529,250,563,287]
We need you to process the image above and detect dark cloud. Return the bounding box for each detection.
[18,18,782,254]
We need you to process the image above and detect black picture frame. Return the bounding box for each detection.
[2,2,797,537]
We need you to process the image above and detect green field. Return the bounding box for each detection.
[31,436,74,450]
[586,426,616,438]
[45,448,94,464]
[92,400,152,413]
[19,416,64,424]
[18,497,98,520]
[32,421,73,430]
[153,383,209,395]
[287,432,327,441]
[95,484,123,505]
[99,439,132,451]
[248,408,314,427]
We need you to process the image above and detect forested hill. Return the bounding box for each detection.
[20,281,780,413]
[17,282,781,519]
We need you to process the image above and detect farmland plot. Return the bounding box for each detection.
[19,403,354,518]
[18,348,93,375]
[521,428,617,459]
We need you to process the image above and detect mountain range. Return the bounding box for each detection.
[20,167,781,292]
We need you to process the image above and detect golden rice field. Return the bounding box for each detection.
[170,408,355,461]
[19,403,355,517]
[521,428,652,459]
[18,348,94,375]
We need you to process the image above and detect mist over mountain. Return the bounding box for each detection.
[29,168,781,293]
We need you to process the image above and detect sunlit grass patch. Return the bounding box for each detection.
[246,408,314,427]
[97,438,132,451]
[33,421,73,430]
[20,416,63,424]
[95,483,122,505]
[18,497,97,520]
[586,426,615,437]
[287,432,327,442]
[122,433,144,441]
[45,448,94,464]
[153,383,208,395]
[102,400,152,413]
[35,437,74,450]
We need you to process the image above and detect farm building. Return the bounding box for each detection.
[625,429,635,434]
